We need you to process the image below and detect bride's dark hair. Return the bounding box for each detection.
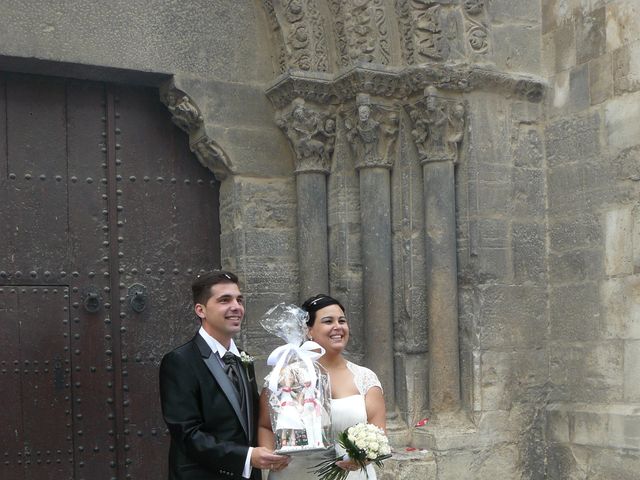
[300,294,345,327]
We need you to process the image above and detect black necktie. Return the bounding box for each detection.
[222,352,244,405]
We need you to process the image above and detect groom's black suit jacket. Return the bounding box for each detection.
[160,332,260,480]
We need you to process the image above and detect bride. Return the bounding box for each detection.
[258,294,386,479]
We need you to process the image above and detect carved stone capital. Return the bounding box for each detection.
[276,98,336,174]
[344,93,399,170]
[159,81,233,181]
[405,86,465,164]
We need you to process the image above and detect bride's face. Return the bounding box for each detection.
[308,304,349,354]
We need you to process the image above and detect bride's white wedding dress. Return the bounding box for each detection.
[268,361,382,480]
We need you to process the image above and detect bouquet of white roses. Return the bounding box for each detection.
[312,423,392,480]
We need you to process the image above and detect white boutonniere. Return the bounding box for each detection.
[239,351,255,366]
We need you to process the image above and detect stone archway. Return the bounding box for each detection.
[258,0,546,441]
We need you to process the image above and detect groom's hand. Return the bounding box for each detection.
[250,447,291,471]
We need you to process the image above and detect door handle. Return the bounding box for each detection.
[82,286,102,313]
[127,283,147,313]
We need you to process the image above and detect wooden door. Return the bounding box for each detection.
[0,72,221,479]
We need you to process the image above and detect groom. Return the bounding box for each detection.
[160,270,289,479]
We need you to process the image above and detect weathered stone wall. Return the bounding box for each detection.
[543,0,640,477]
[0,0,275,82]
[5,0,640,478]
[445,91,549,479]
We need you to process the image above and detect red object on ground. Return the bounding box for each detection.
[415,418,429,427]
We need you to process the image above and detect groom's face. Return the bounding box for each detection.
[195,282,245,345]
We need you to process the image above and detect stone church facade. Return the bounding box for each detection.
[1,0,639,478]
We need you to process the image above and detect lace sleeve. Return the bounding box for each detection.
[347,362,383,395]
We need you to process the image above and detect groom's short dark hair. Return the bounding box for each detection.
[191,270,239,305]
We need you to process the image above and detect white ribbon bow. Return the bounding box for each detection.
[266,340,325,393]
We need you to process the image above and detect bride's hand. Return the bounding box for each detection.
[335,458,362,472]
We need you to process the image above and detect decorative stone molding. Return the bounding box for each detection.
[405,86,465,164]
[266,64,545,109]
[344,93,399,169]
[263,1,491,72]
[462,0,490,56]
[276,97,336,173]
[262,0,330,72]
[159,82,234,181]
[328,0,392,66]
[262,0,288,72]
[396,1,456,63]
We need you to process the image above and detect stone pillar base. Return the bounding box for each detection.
[376,450,437,480]
[385,416,411,448]
[412,411,478,451]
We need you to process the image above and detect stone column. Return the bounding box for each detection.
[407,87,465,412]
[345,94,399,413]
[276,98,336,300]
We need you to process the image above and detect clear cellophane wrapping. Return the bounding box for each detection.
[261,303,332,453]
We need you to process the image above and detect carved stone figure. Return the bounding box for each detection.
[424,87,448,159]
[346,1,376,62]
[345,94,398,169]
[381,111,399,161]
[285,0,305,23]
[406,87,465,163]
[447,103,465,152]
[395,0,489,63]
[463,0,484,15]
[164,91,203,134]
[351,102,380,160]
[415,4,447,60]
[192,137,233,180]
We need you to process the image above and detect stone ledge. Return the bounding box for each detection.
[411,411,481,451]
[265,63,547,108]
[409,408,538,452]
[546,402,640,450]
